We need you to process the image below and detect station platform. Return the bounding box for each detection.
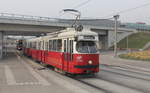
[0,51,76,93]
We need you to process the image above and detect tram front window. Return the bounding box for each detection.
[76,41,97,53]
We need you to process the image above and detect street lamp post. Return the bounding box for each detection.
[113,15,119,57]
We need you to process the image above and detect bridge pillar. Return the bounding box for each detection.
[0,31,3,59]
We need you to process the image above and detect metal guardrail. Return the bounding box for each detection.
[0,13,60,22]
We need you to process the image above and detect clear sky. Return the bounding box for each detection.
[0,0,150,24]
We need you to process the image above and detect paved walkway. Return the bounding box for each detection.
[100,51,150,72]
[0,52,75,93]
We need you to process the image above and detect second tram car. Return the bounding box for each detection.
[16,40,23,51]
[23,28,100,74]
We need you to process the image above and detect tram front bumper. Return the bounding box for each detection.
[74,65,99,69]
[74,65,99,74]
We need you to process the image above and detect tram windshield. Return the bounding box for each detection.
[76,41,97,53]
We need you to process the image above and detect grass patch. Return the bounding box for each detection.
[119,50,150,62]
[118,32,150,49]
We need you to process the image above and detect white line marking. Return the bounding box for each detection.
[16,54,50,86]
[15,82,41,86]
[4,65,16,85]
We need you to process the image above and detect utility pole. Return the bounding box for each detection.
[113,15,119,57]
[127,35,129,51]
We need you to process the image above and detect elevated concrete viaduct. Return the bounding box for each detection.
[0,13,135,59]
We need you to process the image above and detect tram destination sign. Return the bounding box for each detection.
[78,35,98,41]
[84,36,95,39]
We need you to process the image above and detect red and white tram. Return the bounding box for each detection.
[23,27,100,74]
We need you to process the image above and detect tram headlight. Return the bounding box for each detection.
[88,60,93,64]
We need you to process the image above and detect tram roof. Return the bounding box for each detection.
[25,27,98,42]
[58,28,98,37]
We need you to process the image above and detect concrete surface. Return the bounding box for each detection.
[100,51,150,71]
[0,52,79,93]
[0,50,150,93]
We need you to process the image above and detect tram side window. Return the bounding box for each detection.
[29,42,31,48]
[36,42,38,49]
[28,42,29,48]
[31,42,33,48]
[70,40,73,53]
[57,39,62,52]
[33,42,36,49]
[45,42,47,50]
[40,41,42,50]
[34,42,35,49]
[31,42,34,48]
[49,40,52,51]
[42,41,44,50]
[34,42,36,49]
[38,42,40,50]
[53,40,57,51]
[47,42,49,50]
[45,42,48,50]
[26,42,27,48]
[31,42,32,48]
[64,40,66,52]
[70,40,73,61]
[35,42,37,49]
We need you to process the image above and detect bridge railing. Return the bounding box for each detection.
[0,13,59,22]
[0,13,129,29]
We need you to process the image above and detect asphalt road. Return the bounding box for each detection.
[0,51,150,93]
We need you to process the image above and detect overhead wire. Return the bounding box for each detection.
[72,1,150,20]
[73,0,93,9]
[72,0,114,20]
[100,1,150,19]
[59,1,150,21]
[59,0,93,18]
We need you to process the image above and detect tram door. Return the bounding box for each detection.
[63,38,74,72]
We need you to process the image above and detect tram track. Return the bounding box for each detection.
[42,67,111,93]
[101,69,150,81]
[25,58,147,93]
[97,71,150,93]
[19,53,149,93]
[73,78,112,93]
[94,76,147,93]
[108,66,150,76]
[70,74,144,93]
[101,64,150,79]
[20,54,110,93]
[44,67,112,93]
[101,64,150,74]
